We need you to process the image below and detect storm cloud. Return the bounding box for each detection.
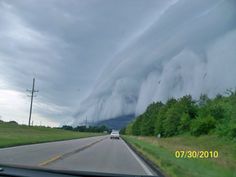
[0,0,235,126]
[75,0,236,124]
[0,0,167,125]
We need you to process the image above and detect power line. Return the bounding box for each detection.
[26,78,39,126]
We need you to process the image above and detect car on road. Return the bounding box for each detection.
[110,130,120,139]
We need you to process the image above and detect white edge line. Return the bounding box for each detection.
[122,139,154,176]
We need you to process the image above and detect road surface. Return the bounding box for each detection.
[0,135,155,176]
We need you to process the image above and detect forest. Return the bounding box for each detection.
[121,90,236,139]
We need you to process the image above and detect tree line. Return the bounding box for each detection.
[121,90,236,139]
[60,125,111,133]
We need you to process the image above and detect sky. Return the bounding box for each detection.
[0,0,236,126]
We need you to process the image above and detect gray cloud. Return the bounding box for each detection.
[0,0,166,125]
[75,0,236,124]
[1,0,235,125]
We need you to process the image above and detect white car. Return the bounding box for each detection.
[110,130,120,139]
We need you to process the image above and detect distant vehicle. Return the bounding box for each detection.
[110,130,120,139]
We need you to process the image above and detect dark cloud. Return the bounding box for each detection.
[74,0,236,124]
[0,0,165,125]
[1,0,235,125]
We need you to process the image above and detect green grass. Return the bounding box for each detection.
[0,122,104,148]
[123,135,236,177]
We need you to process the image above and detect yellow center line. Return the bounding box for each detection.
[38,136,107,167]
[38,154,62,167]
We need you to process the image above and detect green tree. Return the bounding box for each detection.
[142,102,163,136]
[178,113,191,133]
[209,104,226,121]
[191,115,216,136]
[125,122,133,135]
[120,127,126,134]
[178,95,197,119]
[132,116,143,135]
[162,105,182,136]
[124,90,236,139]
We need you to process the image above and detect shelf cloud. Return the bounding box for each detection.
[0,0,235,126]
[74,0,236,124]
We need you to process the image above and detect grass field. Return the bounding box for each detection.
[123,135,236,177]
[0,122,104,148]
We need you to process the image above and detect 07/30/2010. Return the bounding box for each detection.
[175,150,219,159]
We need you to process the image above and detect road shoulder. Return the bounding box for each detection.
[122,136,165,177]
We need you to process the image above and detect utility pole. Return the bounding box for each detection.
[27,78,39,126]
[85,116,89,128]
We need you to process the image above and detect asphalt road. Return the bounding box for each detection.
[0,135,155,176]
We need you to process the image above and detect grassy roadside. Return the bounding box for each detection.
[123,135,236,177]
[0,122,105,148]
